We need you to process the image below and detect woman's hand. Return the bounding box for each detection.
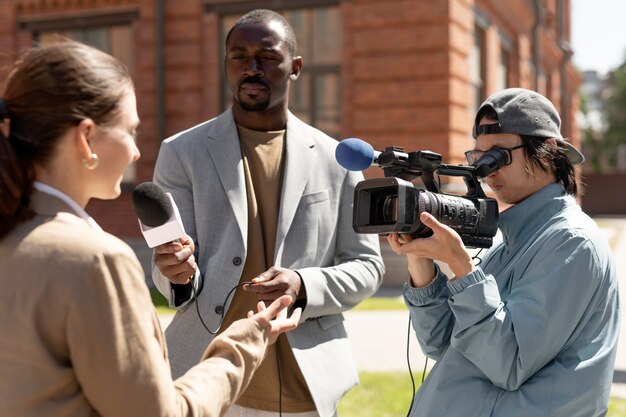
[247,295,301,345]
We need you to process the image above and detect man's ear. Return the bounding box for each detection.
[289,56,303,81]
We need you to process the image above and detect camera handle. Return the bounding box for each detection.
[380,148,443,184]
[376,146,488,199]
[436,164,487,199]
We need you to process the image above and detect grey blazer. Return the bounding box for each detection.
[152,109,384,417]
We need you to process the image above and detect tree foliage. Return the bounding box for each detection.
[603,62,626,170]
[580,53,626,174]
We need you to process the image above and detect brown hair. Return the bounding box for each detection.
[476,106,577,197]
[0,40,133,238]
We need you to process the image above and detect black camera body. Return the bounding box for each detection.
[353,147,499,248]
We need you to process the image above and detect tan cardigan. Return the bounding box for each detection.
[0,191,267,417]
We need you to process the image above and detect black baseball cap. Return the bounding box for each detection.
[472,88,584,165]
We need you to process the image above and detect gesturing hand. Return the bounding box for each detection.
[243,266,305,306]
[247,295,302,345]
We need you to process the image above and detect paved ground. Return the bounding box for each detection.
[158,217,626,399]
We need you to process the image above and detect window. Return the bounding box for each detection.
[37,26,134,73]
[496,32,512,91]
[469,23,487,115]
[219,5,342,138]
[25,13,138,183]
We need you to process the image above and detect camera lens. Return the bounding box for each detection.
[382,196,398,223]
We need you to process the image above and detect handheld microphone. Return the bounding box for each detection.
[335,138,382,171]
[132,182,186,248]
[132,185,252,337]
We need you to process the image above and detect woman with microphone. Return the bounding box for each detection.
[0,39,300,417]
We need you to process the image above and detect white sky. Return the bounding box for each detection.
[571,0,626,76]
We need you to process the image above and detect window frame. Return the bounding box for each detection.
[210,1,341,138]
[19,10,138,34]
[22,11,139,186]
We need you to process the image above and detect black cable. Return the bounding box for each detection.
[276,342,283,417]
[191,280,253,335]
[402,247,484,417]
[192,279,284,416]
[472,248,485,266]
[405,314,416,417]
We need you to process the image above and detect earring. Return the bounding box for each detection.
[82,153,99,170]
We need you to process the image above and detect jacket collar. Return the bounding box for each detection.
[498,183,572,249]
[30,185,103,232]
[30,188,76,217]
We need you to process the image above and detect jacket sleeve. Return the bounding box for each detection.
[151,138,202,308]
[403,265,455,360]
[68,247,267,417]
[447,233,612,390]
[295,169,385,320]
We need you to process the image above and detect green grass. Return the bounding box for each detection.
[353,296,407,311]
[150,288,174,315]
[151,290,626,416]
[609,398,626,416]
[150,289,408,313]
[339,371,421,417]
[341,371,626,417]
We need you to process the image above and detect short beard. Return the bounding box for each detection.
[236,77,271,112]
[238,97,270,112]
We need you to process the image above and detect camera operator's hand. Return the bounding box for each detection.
[388,233,437,288]
[243,266,306,307]
[388,212,474,283]
[153,234,197,285]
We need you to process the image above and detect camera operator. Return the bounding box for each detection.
[387,88,619,417]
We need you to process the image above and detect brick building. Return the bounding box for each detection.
[0,0,580,283]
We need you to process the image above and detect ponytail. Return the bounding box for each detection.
[553,147,577,197]
[0,103,35,238]
[520,135,578,197]
[0,40,132,239]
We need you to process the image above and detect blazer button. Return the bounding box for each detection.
[233,257,242,266]
[215,305,224,315]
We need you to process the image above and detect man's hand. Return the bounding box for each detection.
[388,212,474,280]
[153,234,197,285]
[243,266,305,306]
[247,295,302,345]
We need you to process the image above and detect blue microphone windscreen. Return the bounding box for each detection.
[335,138,375,171]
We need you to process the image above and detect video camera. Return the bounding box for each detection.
[336,139,500,249]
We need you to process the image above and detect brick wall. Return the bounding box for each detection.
[343,0,456,159]
[1,0,583,285]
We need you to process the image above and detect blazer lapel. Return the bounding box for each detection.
[205,109,248,244]
[275,113,315,262]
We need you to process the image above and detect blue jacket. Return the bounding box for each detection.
[404,183,620,417]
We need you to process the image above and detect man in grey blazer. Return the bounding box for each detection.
[152,9,384,417]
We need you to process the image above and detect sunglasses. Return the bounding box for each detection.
[465,144,524,166]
